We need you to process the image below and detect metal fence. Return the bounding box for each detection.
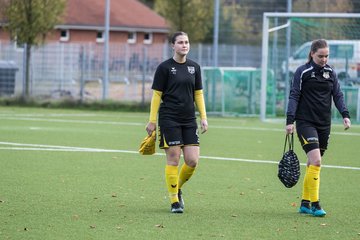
[1,40,358,122]
[0,41,261,103]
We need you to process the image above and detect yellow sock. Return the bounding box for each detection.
[178,163,196,189]
[165,165,179,203]
[301,166,310,201]
[307,165,321,202]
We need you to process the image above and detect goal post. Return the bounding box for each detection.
[261,12,360,122]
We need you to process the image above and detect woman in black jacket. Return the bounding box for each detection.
[285,39,351,217]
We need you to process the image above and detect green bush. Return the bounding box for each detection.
[0,96,150,112]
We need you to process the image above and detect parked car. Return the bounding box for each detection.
[282,40,360,85]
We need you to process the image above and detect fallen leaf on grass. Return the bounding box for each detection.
[231,214,238,217]
[111,194,117,198]
[320,223,328,226]
[291,202,297,207]
[155,224,164,228]
[90,225,96,229]
[210,234,225,237]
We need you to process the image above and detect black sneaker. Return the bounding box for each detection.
[178,189,184,210]
[311,201,326,217]
[171,202,183,213]
[299,200,312,214]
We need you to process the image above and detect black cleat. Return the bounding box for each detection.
[178,189,185,210]
[299,200,312,214]
[311,201,326,217]
[171,202,183,213]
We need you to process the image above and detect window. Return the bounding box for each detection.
[330,44,354,59]
[294,45,310,60]
[143,32,153,44]
[15,42,24,51]
[128,32,136,44]
[13,36,24,51]
[96,31,104,43]
[60,30,69,42]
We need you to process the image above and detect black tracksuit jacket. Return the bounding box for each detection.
[286,60,350,126]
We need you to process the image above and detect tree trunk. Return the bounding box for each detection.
[25,43,32,98]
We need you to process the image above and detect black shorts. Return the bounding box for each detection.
[158,125,199,149]
[295,120,330,156]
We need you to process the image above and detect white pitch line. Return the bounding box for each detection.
[0,141,359,171]
[199,155,360,170]
[0,147,137,153]
[0,113,97,117]
[0,117,143,126]
[0,141,97,150]
[210,125,360,136]
[1,116,359,136]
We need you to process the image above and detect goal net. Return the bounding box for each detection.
[261,12,360,123]
[202,67,275,117]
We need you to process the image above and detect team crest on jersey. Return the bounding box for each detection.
[323,71,330,79]
[171,67,177,75]
[187,66,195,74]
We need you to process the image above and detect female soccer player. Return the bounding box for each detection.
[145,31,208,213]
[285,39,351,217]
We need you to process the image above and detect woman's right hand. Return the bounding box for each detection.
[285,124,294,135]
[146,122,156,136]
[343,117,351,130]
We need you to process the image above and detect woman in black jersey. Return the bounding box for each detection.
[145,32,208,213]
[285,39,351,217]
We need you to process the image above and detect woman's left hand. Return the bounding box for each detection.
[200,119,208,134]
[146,122,156,136]
[343,117,351,130]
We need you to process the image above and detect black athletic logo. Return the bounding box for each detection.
[171,184,177,188]
[314,178,318,180]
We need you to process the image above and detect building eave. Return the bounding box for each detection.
[55,24,170,33]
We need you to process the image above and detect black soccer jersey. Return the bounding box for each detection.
[286,60,350,126]
[152,58,203,127]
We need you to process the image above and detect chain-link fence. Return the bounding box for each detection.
[0,41,261,103]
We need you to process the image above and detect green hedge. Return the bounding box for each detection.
[0,96,150,112]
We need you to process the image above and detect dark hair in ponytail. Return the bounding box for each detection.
[307,39,328,63]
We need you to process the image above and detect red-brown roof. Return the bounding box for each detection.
[63,0,168,31]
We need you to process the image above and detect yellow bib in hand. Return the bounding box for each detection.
[139,131,156,155]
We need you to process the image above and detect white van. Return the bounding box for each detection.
[282,40,360,85]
